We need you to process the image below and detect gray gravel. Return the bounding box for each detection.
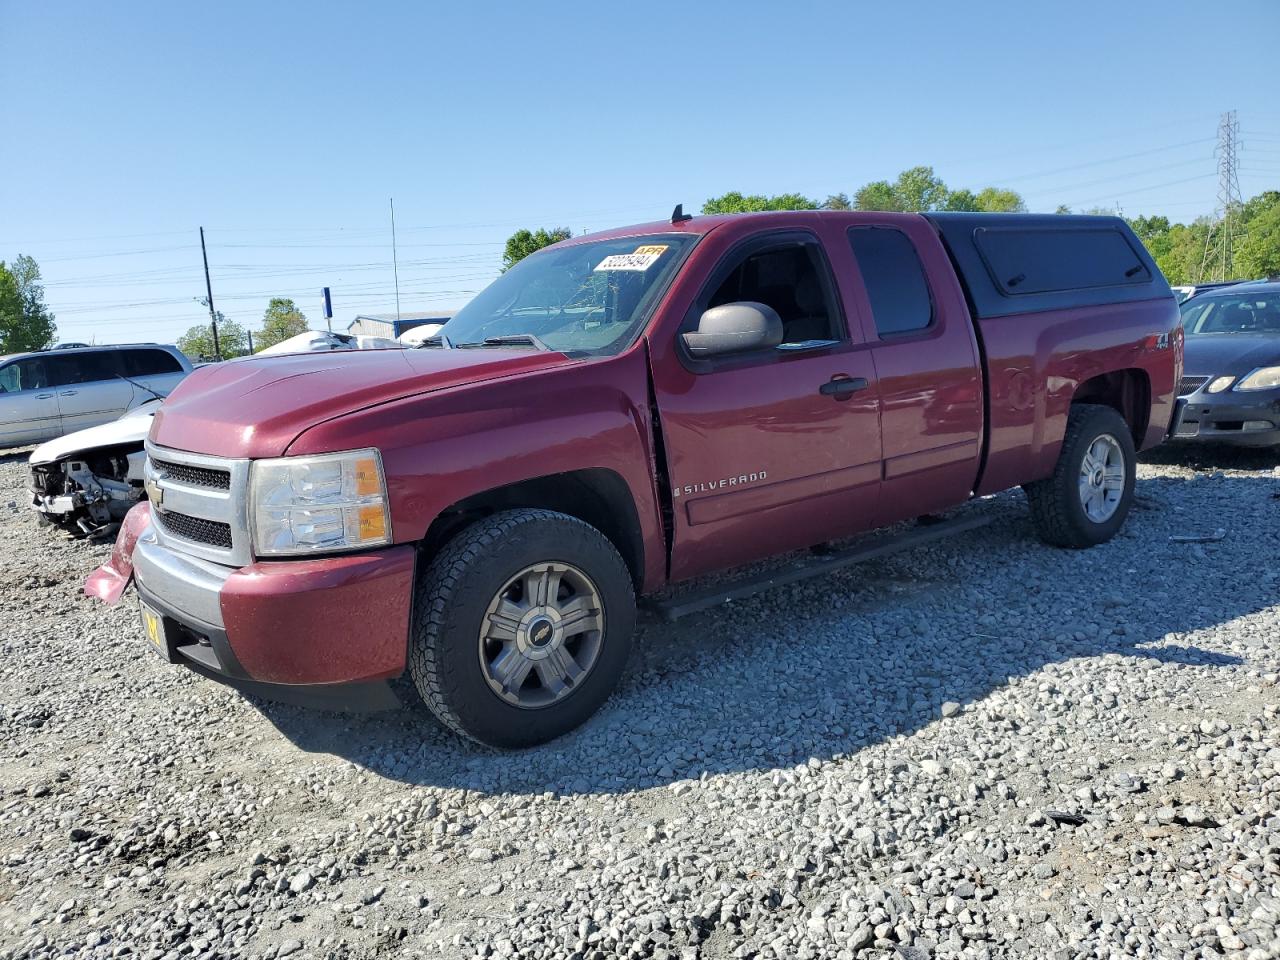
[1,443,1279,960]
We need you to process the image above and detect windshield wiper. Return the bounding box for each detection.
[415,333,454,349]
[457,334,552,351]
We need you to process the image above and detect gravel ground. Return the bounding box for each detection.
[1,444,1278,960]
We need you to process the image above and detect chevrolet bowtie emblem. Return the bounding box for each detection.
[144,476,166,512]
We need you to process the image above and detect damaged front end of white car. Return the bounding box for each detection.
[27,399,161,537]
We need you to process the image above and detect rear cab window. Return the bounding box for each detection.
[847,227,934,337]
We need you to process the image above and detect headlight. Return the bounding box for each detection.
[1206,376,1235,393]
[249,449,391,556]
[1234,366,1280,392]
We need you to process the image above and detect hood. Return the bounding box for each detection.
[150,347,572,458]
[30,401,159,465]
[1183,334,1280,377]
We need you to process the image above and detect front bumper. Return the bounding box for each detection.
[1170,391,1280,447]
[89,503,417,705]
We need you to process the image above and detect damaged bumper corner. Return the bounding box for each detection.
[85,501,152,604]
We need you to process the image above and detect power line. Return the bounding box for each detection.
[990,137,1216,186]
[1055,173,1217,211]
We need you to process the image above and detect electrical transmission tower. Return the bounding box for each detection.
[1200,111,1243,281]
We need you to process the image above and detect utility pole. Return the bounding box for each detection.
[200,227,221,360]
[390,198,401,324]
[247,329,254,354]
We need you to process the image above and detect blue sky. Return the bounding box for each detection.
[3,0,1278,345]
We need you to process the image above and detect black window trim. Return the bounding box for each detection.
[847,225,938,342]
[973,225,1152,298]
[676,229,848,374]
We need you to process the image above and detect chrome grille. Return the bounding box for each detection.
[151,458,231,490]
[155,510,233,549]
[144,443,252,567]
[1179,375,1210,397]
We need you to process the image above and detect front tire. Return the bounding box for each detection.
[1025,403,1136,549]
[409,509,635,748]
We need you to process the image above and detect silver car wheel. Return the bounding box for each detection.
[1077,433,1125,523]
[478,561,605,709]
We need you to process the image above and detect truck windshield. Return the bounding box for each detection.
[439,234,696,355]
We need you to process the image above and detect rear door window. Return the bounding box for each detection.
[976,227,1150,295]
[847,227,934,337]
[124,348,183,376]
[46,351,121,386]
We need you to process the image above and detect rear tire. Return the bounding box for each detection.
[1025,403,1136,549]
[409,509,635,748]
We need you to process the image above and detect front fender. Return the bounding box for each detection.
[284,349,668,591]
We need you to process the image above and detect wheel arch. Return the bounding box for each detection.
[419,468,646,588]
[1070,368,1151,445]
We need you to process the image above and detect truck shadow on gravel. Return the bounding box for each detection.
[251,473,1272,796]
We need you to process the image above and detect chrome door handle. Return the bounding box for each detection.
[36,393,55,399]
[59,390,78,397]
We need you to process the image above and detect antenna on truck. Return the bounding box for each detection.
[671,204,693,223]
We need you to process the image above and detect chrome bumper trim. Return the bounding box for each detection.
[133,530,234,628]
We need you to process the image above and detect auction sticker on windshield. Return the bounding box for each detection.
[594,245,669,272]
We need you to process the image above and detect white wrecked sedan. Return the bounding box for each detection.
[27,398,161,536]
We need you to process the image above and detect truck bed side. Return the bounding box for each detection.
[926,213,1181,495]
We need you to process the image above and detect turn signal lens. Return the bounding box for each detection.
[354,456,382,497]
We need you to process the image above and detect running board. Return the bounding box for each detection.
[645,513,993,622]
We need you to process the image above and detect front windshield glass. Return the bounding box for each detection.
[1181,291,1280,335]
[439,234,696,355]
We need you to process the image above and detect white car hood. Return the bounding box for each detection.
[28,403,158,465]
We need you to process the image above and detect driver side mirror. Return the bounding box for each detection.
[682,302,784,358]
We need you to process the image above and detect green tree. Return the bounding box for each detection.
[177,315,249,361]
[1153,219,1213,285]
[942,188,980,212]
[1236,202,1280,278]
[0,254,57,353]
[1241,190,1280,225]
[892,166,950,212]
[973,187,1027,213]
[1127,215,1173,263]
[853,180,903,212]
[821,193,852,211]
[255,298,309,351]
[853,168,1024,214]
[501,228,572,271]
[701,192,819,214]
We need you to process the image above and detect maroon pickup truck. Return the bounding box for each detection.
[88,210,1181,747]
